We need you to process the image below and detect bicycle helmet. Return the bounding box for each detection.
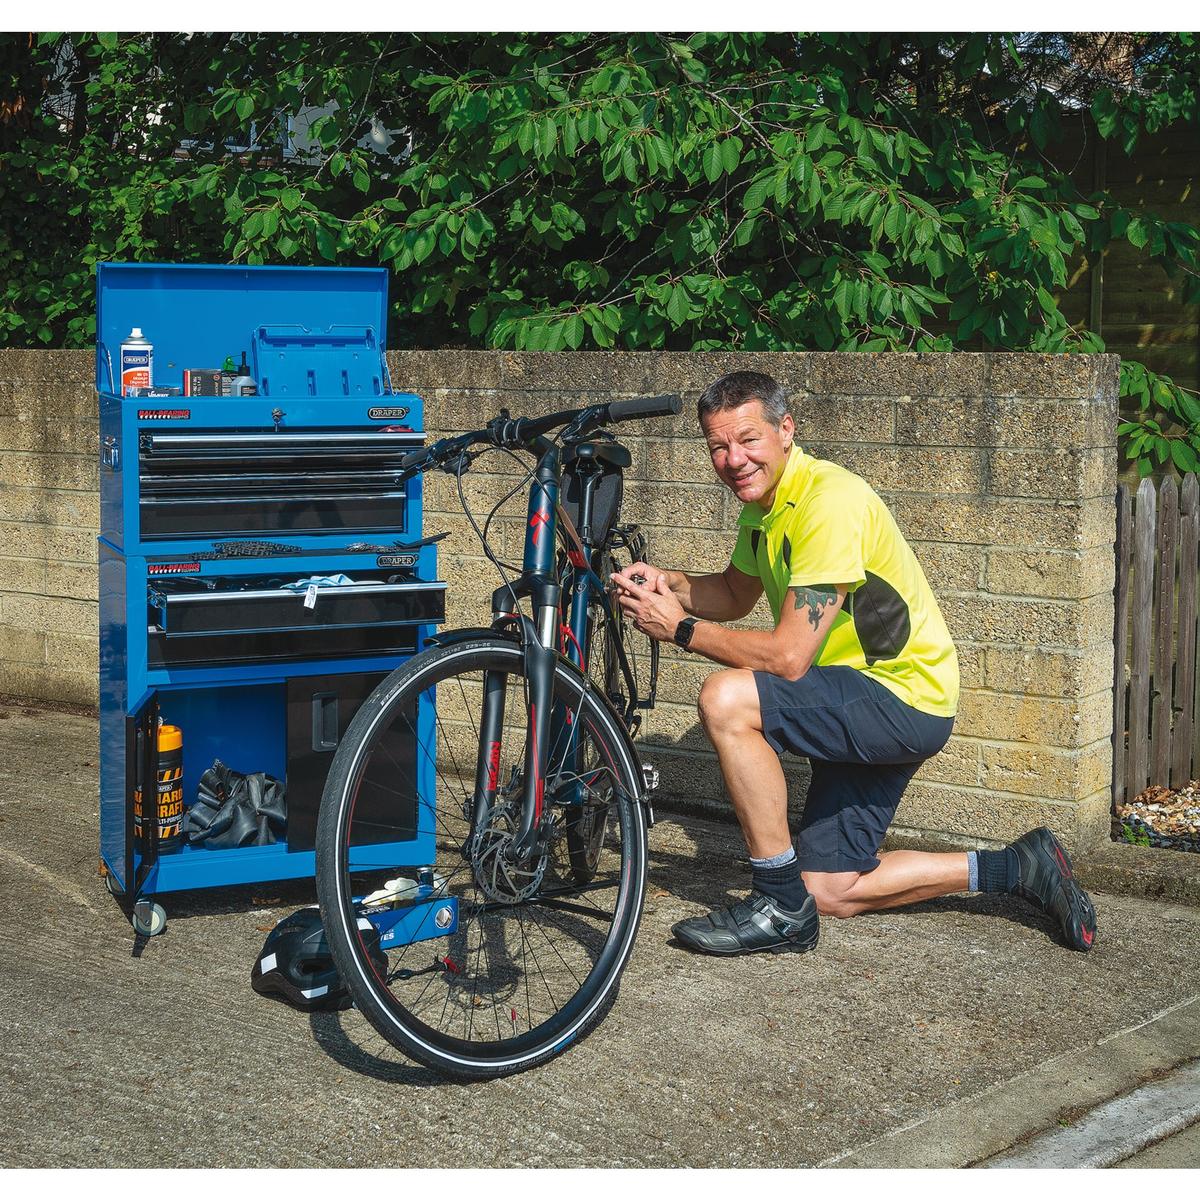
[251,907,387,1012]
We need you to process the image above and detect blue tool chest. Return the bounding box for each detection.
[96,263,444,929]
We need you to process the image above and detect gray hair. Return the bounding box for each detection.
[697,370,790,428]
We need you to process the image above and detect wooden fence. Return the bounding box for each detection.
[1113,475,1200,809]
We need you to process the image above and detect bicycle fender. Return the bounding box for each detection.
[424,625,521,649]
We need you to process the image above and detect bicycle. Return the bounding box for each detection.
[315,393,681,1080]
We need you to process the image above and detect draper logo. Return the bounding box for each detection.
[368,406,410,420]
[138,409,191,420]
[377,554,417,569]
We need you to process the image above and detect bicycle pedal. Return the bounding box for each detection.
[641,763,660,792]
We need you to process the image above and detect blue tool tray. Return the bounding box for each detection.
[95,263,390,396]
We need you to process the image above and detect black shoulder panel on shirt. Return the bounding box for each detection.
[750,529,762,558]
[781,535,792,571]
[848,571,911,665]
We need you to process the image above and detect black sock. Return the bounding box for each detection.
[976,847,1019,893]
[751,855,809,911]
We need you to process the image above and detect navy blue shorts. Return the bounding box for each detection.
[753,666,954,874]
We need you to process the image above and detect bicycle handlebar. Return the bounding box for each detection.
[396,394,683,477]
[606,394,682,422]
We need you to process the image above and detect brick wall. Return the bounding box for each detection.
[0,349,1119,850]
[0,351,98,706]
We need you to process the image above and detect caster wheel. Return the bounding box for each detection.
[132,900,166,938]
[104,873,124,898]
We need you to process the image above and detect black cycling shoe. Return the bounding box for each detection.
[1009,827,1098,952]
[671,892,819,957]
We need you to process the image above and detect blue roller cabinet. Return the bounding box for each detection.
[96,263,444,936]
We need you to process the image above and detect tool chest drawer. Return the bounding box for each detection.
[147,575,446,667]
[137,428,421,539]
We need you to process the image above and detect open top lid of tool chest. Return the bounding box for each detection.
[96,263,390,397]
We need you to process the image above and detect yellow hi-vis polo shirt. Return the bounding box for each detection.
[730,446,959,718]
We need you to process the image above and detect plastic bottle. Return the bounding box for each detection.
[120,328,153,396]
[231,351,258,397]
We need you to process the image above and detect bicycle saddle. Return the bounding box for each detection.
[565,441,632,469]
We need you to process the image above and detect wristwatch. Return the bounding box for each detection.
[673,617,699,651]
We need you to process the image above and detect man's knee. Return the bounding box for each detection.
[802,870,863,919]
[697,668,760,734]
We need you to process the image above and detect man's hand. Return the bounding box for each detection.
[611,572,687,643]
[612,560,667,591]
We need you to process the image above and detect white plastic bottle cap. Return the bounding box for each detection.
[130,328,143,337]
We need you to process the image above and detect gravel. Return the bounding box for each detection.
[1119,783,1200,853]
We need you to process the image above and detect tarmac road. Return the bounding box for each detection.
[1,700,1199,1168]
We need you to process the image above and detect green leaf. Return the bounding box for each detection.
[281,187,302,212]
[703,143,722,184]
[1170,440,1197,473]
[721,137,741,174]
[97,33,118,50]
[666,286,689,326]
[235,95,254,123]
[315,225,337,262]
[353,168,370,194]
[744,176,771,212]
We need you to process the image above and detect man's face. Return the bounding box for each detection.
[701,399,795,510]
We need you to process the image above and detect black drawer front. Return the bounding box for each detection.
[148,623,420,668]
[137,429,421,540]
[153,582,445,636]
[139,494,408,539]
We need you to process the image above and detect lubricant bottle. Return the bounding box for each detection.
[120,328,153,396]
[231,351,258,397]
[134,722,185,853]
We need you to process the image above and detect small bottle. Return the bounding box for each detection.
[231,351,258,397]
[120,328,153,396]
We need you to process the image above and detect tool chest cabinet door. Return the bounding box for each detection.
[283,673,421,851]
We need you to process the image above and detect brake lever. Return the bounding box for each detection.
[440,447,482,476]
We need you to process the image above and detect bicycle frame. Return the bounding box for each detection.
[467,436,639,865]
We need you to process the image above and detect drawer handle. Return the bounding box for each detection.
[312,693,339,752]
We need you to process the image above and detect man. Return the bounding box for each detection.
[611,370,1098,957]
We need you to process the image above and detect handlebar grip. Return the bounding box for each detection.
[398,449,429,472]
[607,394,683,422]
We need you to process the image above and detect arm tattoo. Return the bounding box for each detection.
[793,584,840,632]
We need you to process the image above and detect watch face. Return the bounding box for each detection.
[675,619,695,648]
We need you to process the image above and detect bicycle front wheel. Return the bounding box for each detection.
[315,636,647,1081]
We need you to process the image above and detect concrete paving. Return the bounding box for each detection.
[1,698,1199,1168]
[982,1058,1200,1167]
[1115,1117,1200,1167]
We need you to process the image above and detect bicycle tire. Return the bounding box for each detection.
[316,636,647,1081]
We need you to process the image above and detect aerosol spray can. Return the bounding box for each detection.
[120,328,154,396]
[133,722,184,853]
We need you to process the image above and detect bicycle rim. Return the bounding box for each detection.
[317,639,646,1079]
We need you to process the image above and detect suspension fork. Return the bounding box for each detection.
[485,444,563,864]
